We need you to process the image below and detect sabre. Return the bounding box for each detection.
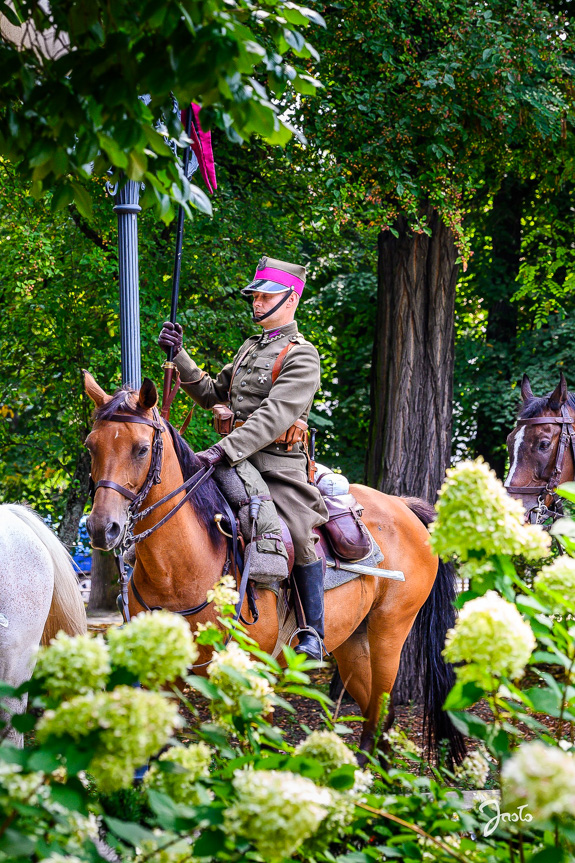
[161,106,193,420]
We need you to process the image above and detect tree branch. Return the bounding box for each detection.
[69,206,109,251]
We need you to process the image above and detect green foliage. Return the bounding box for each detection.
[3,533,575,861]
[303,0,575,256]
[0,0,323,220]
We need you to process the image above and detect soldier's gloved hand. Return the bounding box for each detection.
[158,321,183,357]
[196,443,226,469]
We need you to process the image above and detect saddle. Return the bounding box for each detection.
[215,460,373,583]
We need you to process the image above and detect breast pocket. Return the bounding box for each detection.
[250,357,275,393]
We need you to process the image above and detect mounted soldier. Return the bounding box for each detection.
[158,256,329,660]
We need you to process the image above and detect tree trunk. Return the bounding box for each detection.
[87,550,119,612]
[366,208,458,706]
[366,207,459,501]
[57,448,92,549]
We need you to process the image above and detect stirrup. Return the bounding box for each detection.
[289,626,325,662]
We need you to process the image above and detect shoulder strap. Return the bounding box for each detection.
[272,341,297,383]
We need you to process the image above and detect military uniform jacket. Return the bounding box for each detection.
[174,321,320,474]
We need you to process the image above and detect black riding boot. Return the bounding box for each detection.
[292,559,325,662]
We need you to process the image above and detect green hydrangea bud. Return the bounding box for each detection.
[225,769,333,860]
[430,458,550,562]
[37,686,181,793]
[33,632,110,701]
[144,743,212,805]
[107,610,199,688]
[443,590,536,687]
[502,742,575,825]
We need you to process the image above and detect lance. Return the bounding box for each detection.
[161,105,193,420]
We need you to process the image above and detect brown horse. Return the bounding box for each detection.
[505,373,575,523]
[83,371,464,762]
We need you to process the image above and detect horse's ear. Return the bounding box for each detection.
[83,370,108,406]
[521,374,534,402]
[138,378,158,410]
[549,372,568,410]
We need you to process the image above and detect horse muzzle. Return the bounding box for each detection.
[86,512,126,551]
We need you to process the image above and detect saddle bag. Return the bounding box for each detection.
[323,493,371,561]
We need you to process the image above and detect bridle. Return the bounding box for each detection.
[89,408,251,630]
[506,403,575,525]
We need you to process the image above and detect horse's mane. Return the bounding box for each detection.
[93,387,224,548]
[519,391,575,419]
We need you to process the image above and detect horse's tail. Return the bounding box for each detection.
[402,497,466,766]
[6,504,87,645]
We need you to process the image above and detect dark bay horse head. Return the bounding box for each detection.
[504,373,575,523]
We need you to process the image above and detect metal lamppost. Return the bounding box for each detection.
[107,178,143,389]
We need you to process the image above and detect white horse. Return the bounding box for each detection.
[0,504,87,745]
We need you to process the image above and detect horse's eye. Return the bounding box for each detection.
[539,440,551,451]
[137,445,150,458]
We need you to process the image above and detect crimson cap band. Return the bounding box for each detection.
[241,255,307,298]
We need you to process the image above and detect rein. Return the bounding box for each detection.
[90,408,249,626]
[506,403,575,524]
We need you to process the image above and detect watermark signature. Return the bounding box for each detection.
[478,798,532,836]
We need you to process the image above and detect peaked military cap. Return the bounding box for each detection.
[241,256,307,297]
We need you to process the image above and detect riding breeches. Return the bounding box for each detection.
[260,467,329,565]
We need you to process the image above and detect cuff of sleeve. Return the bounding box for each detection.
[174,349,203,383]
[219,435,247,467]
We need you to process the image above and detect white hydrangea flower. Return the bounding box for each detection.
[44,856,85,863]
[502,742,575,824]
[107,610,198,688]
[443,591,536,687]
[534,556,575,612]
[430,458,550,562]
[135,834,195,863]
[206,575,240,615]
[207,642,274,717]
[384,727,422,759]
[293,730,370,813]
[455,748,490,788]
[144,743,212,805]
[294,730,356,779]
[225,769,332,860]
[37,686,181,793]
[194,621,219,634]
[0,762,44,803]
[351,769,373,797]
[33,632,111,701]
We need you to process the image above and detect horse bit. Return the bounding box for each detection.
[89,408,246,626]
[506,403,575,525]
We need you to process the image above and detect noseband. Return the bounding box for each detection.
[91,409,215,546]
[506,403,575,524]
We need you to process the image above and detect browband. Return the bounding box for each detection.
[517,416,573,426]
[106,413,165,430]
